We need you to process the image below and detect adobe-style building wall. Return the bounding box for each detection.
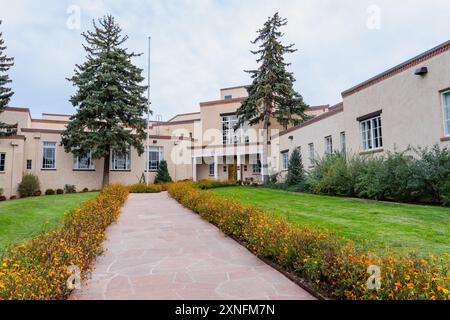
[1,40,449,197]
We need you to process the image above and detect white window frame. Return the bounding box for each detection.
[222,114,249,145]
[282,151,289,171]
[111,149,131,171]
[360,115,383,151]
[146,146,163,172]
[74,149,95,170]
[308,143,315,163]
[0,153,5,172]
[442,90,450,136]
[340,132,346,153]
[253,159,261,174]
[325,136,333,155]
[42,142,57,170]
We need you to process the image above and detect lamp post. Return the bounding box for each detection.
[146,36,151,185]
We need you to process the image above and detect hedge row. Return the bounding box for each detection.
[128,183,164,193]
[0,184,129,300]
[168,181,449,300]
[307,146,450,205]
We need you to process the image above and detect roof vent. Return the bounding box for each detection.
[415,67,428,76]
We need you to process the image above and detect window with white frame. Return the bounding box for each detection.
[74,149,95,170]
[222,114,249,145]
[146,146,163,171]
[282,151,289,171]
[209,163,215,176]
[0,153,5,172]
[42,142,56,169]
[325,136,333,155]
[360,114,383,151]
[443,91,450,136]
[111,149,130,171]
[340,132,346,153]
[253,159,261,174]
[308,143,315,163]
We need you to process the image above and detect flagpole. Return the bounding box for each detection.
[146,36,151,185]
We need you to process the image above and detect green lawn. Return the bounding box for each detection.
[213,187,450,256]
[0,192,98,251]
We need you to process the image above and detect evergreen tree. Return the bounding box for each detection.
[286,148,305,185]
[154,160,172,184]
[235,13,309,184]
[61,15,149,186]
[0,20,17,136]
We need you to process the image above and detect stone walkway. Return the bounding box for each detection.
[71,192,315,300]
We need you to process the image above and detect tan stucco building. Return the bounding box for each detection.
[1,40,449,198]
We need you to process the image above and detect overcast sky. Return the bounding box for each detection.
[1,0,449,120]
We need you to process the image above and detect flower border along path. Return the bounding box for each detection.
[0,184,128,300]
[71,192,314,300]
[168,181,450,300]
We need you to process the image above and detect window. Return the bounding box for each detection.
[253,160,261,174]
[74,149,95,170]
[222,114,249,145]
[360,115,383,150]
[308,143,315,161]
[282,151,289,171]
[224,95,232,100]
[209,163,215,176]
[325,136,333,155]
[0,153,5,172]
[26,160,32,170]
[443,91,450,136]
[340,132,346,153]
[111,149,130,171]
[42,142,56,169]
[146,146,163,171]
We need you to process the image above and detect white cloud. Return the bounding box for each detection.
[1,0,449,119]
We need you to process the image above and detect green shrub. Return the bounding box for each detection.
[194,180,236,190]
[154,160,172,184]
[286,148,306,186]
[81,188,89,193]
[45,189,56,196]
[308,153,355,196]
[33,190,42,197]
[18,174,40,198]
[64,184,76,194]
[128,183,163,193]
[9,196,16,200]
[56,189,64,195]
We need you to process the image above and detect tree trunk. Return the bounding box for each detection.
[261,115,270,185]
[102,151,110,187]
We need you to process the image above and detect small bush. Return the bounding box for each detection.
[286,148,306,186]
[56,189,64,195]
[128,183,163,193]
[81,188,89,193]
[64,184,76,194]
[9,196,16,200]
[18,174,40,198]
[0,196,6,202]
[154,160,172,184]
[168,181,450,300]
[33,190,42,197]
[0,184,129,300]
[194,180,236,190]
[45,189,56,196]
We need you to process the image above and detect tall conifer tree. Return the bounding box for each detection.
[0,20,17,136]
[61,15,149,186]
[235,13,309,184]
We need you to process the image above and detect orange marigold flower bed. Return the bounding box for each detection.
[168,181,450,300]
[0,184,128,300]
